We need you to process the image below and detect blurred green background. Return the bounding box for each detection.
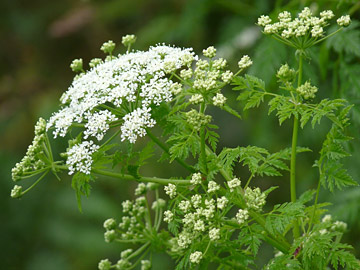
[1,0,360,269]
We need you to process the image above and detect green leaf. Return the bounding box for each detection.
[71,172,94,212]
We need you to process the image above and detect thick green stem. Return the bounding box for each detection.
[146,129,195,173]
[54,165,191,185]
[92,168,191,185]
[290,52,303,239]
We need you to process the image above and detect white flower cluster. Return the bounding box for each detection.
[47,44,197,142]
[164,183,177,198]
[191,172,202,185]
[189,94,204,104]
[228,177,241,192]
[212,93,227,107]
[190,251,203,264]
[236,209,249,224]
[207,181,220,193]
[66,140,100,175]
[84,110,117,141]
[12,118,47,181]
[258,7,349,40]
[120,106,156,143]
[238,55,253,69]
[244,187,266,212]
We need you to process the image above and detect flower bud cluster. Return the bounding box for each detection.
[189,94,204,104]
[122,35,136,47]
[238,55,253,69]
[276,64,296,83]
[257,7,350,46]
[11,118,47,181]
[212,93,227,107]
[185,109,212,131]
[101,40,116,54]
[70,58,83,73]
[296,81,318,100]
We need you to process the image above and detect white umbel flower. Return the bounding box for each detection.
[190,251,203,264]
[164,184,177,198]
[207,181,220,193]
[66,140,99,175]
[84,110,117,141]
[163,210,174,223]
[191,173,202,185]
[209,228,220,241]
[238,55,252,69]
[236,209,249,224]
[337,15,351,27]
[228,177,241,192]
[212,93,227,107]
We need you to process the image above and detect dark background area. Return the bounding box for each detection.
[1,0,360,269]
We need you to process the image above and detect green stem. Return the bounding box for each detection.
[199,102,208,175]
[92,169,191,185]
[127,242,151,261]
[290,51,303,239]
[146,129,195,173]
[21,170,49,196]
[54,164,191,185]
[204,146,291,252]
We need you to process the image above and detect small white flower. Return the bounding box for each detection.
[191,173,202,185]
[209,228,220,241]
[244,187,266,211]
[213,58,227,70]
[179,200,191,213]
[135,183,147,195]
[203,46,217,58]
[103,218,116,230]
[189,94,204,104]
[217,196,228,210]
[322,214,332,223]
[236,209,249,224]
[337,15,351,27]
[177,232,192,249]
[180,68,193,79]
[257,15,272,26]
[98,259,112,270]
[238,55,252,69]
[164,210,174,223]
[228,177,241,192]
[10,185,23,198]
[221,70,233,83]
[66,140,100,175]
[207,181,220,193]
[164,184,177,199]
[191,194,202,208]
[190,251,203,264]
[320,10,334,20]
[194,219,206,232]
[212,93,227,107]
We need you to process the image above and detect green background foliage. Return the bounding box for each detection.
[1,0,359,269]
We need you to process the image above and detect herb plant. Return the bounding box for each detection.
[11,7,360,270]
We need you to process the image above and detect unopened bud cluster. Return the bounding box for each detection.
[11,118,47,181]
[185,109,212,131]
[297,81,318,100]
